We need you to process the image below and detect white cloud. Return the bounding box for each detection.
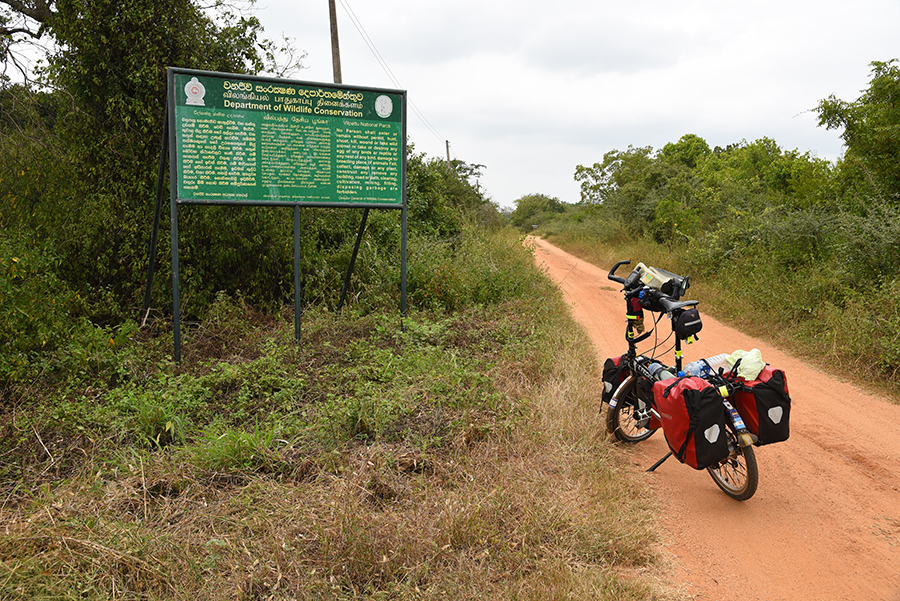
[261,0,899,207]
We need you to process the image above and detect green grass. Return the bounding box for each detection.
[0,229,672,600]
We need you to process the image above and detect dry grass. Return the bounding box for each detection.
[0,295,673,599]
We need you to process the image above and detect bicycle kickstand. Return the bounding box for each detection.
[646,452,673,472]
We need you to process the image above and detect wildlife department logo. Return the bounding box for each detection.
[184,77,206,106]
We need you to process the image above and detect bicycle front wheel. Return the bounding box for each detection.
[707,435,759,501]
[606,375,656,443]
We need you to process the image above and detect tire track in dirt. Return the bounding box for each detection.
[530,236,900,601]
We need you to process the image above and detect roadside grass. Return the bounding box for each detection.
[541,225,900,404]
[0,232,669,599]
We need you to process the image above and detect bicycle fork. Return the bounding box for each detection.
[608,375,658,429]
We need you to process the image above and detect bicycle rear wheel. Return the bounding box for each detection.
[606,375,656,443]
[707,433,758,501]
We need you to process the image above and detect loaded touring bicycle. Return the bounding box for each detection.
[602,261,792,501]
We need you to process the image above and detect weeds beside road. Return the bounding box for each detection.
[0,232,666,600]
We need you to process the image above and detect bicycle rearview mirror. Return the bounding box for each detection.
[680,275,690,298]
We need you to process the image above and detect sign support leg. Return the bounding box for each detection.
[142,111,169,326]
[294,205,302,342]
[401,202,407,328]
[170,190,181,363]
[337,208,369,311]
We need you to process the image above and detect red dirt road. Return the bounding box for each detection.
[530,237,900,601]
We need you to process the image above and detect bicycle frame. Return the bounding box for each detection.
[624,316,686,374]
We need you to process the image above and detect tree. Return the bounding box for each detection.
[695,138,833,208]
[574,145,654,205]
[0,0,306,318]
[1,0,54,82]
[658,133,710,169]
[817,59,900,201]
[510,193,564,230]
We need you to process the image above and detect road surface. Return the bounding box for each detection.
[530,236,900,601]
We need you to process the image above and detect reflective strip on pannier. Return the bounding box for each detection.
[733,366,791,446]
[653,376,730,469]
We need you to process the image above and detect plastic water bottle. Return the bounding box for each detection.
[683,360,709,377]
[684,353,730,377]
[647,361,676,381]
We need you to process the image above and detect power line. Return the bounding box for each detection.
[336,0,445,143]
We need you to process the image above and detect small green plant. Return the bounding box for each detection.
[188,425,280,473]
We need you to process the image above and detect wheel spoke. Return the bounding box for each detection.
[706,435,758,500]
[606,377,656,443]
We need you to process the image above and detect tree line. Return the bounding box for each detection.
[514,59,900,384]
[0,0,499,384]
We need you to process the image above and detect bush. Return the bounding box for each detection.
[408,226,549,312]
[0,230,85,383]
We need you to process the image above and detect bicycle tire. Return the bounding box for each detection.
[707,432,759,501]
[606,375,657,443]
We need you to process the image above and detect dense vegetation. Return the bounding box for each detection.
[514,59,900,395]
[1,1,668,598]
[0,0,502,385]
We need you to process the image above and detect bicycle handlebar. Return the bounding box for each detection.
[640,287,699,313]
[608,260,643,291]
[610,260,699,313]
[607,260,630,285]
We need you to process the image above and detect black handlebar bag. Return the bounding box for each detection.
[674,308,702,341]
[654,377,730,469]
[734,366,791,445]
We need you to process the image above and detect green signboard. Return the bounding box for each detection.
[168,68,406,207]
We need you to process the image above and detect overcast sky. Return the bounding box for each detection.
[259,0,896,208]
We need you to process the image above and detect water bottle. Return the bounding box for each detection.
[684,353,730,377]
[683,359,709,377]
[647,361,676,381]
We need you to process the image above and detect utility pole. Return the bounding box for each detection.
[329,0,342,84]
[445,140,452,170]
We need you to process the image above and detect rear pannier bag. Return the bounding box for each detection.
[601,355,628,405]
[653,376,729,469]
[733,365,791,446]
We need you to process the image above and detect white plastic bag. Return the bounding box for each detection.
[727,348,764,381]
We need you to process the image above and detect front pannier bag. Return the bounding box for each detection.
[733,365,791,445]
[601,355,628,405]
[653,376,730,469]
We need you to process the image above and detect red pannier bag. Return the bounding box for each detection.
[601,355,628,405]
[636,375,662,430]
[733,365,791,446]
[603,355,660,430]
[653,376,730,469]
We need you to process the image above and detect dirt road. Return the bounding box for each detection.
[530,237,900,601]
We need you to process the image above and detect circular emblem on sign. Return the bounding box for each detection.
[374,95,393,118]
[185,77,206,106]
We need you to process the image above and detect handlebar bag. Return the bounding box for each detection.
[734,366,791,445]
[674,308,703,341]
[653,376,730,469]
